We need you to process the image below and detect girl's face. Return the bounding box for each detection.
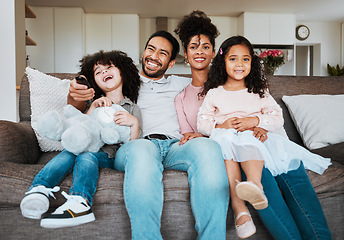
[225,44,251,83]
[93,63,123,93]
[185,34,215,71]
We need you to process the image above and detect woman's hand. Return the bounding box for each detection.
[179,132,204,145]
[253,127,268,143]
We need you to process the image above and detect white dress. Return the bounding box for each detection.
[197,86,331,176]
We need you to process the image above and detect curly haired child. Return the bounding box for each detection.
[20,50,142,228]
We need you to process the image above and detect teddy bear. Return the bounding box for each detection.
[36,104,131,155]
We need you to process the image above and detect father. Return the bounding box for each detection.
[68,31,230,240]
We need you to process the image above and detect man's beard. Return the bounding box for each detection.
[141,60,168,79]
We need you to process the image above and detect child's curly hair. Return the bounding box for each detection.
[174,10,219,51]
[79,50,140,103]
[201,36,268,98]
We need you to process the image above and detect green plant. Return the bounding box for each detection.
[327,64,344,76]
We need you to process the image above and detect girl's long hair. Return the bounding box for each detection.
[201,35,268,98]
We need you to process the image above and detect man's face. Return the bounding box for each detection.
[141,36,175,80]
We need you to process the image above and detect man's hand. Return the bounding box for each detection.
[68,78,95,102]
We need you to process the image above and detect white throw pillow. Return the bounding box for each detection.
[26,67,71,152]
[282,94,344,150]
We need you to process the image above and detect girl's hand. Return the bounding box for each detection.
[92,97,112,108]
[232,117,259,132]
[215,117,237,129]
[179,132,203,145]
[113,111,138,127]
[114,112,140,140]
[87,97,112,114]
[253,127,268,143]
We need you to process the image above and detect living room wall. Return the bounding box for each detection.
[26,7,343,77]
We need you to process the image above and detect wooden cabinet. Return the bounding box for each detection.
[238,12,295,45]
[25,3,36,46]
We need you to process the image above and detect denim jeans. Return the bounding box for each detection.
[246,163,331,240]
[114,137,229,240]
[30,149,114,206]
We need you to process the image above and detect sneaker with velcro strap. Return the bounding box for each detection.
[20,185,60,219]
[40,191,95,228]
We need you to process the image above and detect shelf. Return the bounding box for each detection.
[26,35,36,46]
[25,3,36,18]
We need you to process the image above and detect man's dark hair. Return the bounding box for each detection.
[144,30,180,61]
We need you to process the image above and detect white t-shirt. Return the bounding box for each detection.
[138,74,191,139]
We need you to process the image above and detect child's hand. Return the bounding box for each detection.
[179,132,204,145]
[253,127,268,143]
[113,111,138,127]
[69,77,95,102]
[92,97,112,108]
[215,117,237,129]
[87,97,112,114]
[232,117,259,132]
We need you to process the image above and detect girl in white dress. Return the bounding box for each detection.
[197,35,331,238]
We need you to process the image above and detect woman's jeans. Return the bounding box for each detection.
[255,162,332,240]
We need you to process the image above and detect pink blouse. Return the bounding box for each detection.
[175,84,204,134]
[197,86,284,136]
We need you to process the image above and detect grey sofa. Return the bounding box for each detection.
[0,73,343,240]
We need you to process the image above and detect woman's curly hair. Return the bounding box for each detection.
[79,50,140,103]
[174,10,219,51]
[201,35,268,98]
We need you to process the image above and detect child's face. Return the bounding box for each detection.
[185,34,215,71]
[93,63,122,92]
[225,44,251,83]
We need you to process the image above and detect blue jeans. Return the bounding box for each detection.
[248,163,331,240]
[114,137,229,240]
[30,149,114,206]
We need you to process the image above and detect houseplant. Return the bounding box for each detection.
[259,49,285,75]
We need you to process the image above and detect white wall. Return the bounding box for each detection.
[296,22,342,75]
[0,0,18,122]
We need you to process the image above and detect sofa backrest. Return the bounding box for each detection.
[20,73,344,145]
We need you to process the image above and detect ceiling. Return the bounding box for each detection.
[26,0,344,22]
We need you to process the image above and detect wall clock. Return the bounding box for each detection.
[296,25,310,41]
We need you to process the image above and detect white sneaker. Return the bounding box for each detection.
[20,185,60,219]
[40,191,95,228]
[235,181,268,210]
[235,212,256,239]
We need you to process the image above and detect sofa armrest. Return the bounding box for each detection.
[0,120,41,164]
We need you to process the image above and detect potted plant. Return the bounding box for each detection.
[259,49,285,75]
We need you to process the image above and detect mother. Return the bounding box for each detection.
[174,10,331,240]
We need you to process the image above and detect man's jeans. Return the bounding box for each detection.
[114,137,229,240]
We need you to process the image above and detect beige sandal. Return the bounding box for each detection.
[235,212,256,239]
[235,181,268,210]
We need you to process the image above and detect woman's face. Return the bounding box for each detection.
[185,34,215,71]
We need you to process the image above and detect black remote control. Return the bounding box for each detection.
[75,76,90,88]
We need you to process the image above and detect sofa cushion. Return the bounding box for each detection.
[26,67,71,152]
[282,94,344,150]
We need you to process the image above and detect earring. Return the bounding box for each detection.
[184,58,189,65]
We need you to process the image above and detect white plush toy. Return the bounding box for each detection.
[37,104,131,155]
